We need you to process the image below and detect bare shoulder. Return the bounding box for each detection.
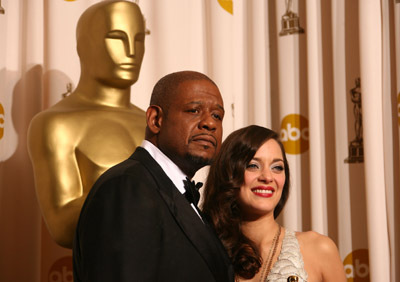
[296,230,338,256]
[296,231,346,282]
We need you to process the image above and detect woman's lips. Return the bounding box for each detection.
[251,186,275,198]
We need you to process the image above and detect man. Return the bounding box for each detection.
[73,71,234,281]
[28,1,147,248]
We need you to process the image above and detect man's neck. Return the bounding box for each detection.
[141,140,189,192]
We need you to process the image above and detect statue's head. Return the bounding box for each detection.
[76,1,146,88]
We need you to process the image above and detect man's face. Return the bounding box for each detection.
[158,79,224,174]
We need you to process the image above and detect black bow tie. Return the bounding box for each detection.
[183,177,203,207]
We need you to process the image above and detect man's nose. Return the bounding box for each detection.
[199,114,217,131]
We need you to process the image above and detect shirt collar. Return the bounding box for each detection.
[141,140,187,194]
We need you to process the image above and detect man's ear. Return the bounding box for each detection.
[146,105,163,134]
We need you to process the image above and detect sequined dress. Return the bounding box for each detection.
[266,229,308,282]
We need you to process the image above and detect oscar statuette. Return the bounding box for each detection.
[279,0,304,36]
[345,78,364,163]
[0,0,5,14]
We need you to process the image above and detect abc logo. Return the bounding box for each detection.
[48,256,73,282]
[0,103,4,140]
[280,114,309,155]
[343,249,369,282]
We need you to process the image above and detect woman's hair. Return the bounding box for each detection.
[201,125,290,279]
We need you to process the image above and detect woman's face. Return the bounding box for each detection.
[238,139,286,219]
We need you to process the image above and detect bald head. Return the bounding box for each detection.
[149,71,218,114]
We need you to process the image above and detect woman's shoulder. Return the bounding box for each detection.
[292,230,345,281]
[295,230,339,256]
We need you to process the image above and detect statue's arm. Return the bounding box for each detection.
[28,113,85,249]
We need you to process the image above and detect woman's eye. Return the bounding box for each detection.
[246,163,259,170]
[272,165,284,172]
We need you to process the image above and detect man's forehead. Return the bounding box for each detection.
[168,99,224,117]
[175,91,223,105]
[182,100,224,109]
[174,81,223,105]
[176,80,220,95]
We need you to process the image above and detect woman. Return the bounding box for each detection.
[202,125,346,282]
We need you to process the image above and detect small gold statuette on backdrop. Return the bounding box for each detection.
[62,83,73,98]
[345,78,364,163]
[279,0,304,36]
[0,0,5,14]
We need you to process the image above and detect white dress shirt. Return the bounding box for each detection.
[141,140,202,219]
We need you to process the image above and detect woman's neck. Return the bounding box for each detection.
[241,215,279,249]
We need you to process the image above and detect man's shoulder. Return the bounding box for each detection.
[93,148,159,185]
[100,149,151,177]
[82,151,157,208]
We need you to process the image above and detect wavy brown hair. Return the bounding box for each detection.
[201,125,290,279]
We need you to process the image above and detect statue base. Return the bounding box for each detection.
[345,140,364,163]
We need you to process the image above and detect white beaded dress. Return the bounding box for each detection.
[266,229,308,282]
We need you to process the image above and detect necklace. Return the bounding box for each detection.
[259,225,281,281]
[235,225,281,282]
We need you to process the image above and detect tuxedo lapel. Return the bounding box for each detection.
[130,147,232,281]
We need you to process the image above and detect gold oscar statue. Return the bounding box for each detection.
[28,1,147,248]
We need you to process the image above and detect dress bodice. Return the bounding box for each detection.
[266,229,308,282]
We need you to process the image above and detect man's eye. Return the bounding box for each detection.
[187,109,199,113]
[212,113,222,120]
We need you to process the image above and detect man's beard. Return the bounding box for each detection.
[185,153,213,169]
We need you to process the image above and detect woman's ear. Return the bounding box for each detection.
[146,105,163,134]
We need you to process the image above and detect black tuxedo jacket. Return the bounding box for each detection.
[73,147,234,282]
